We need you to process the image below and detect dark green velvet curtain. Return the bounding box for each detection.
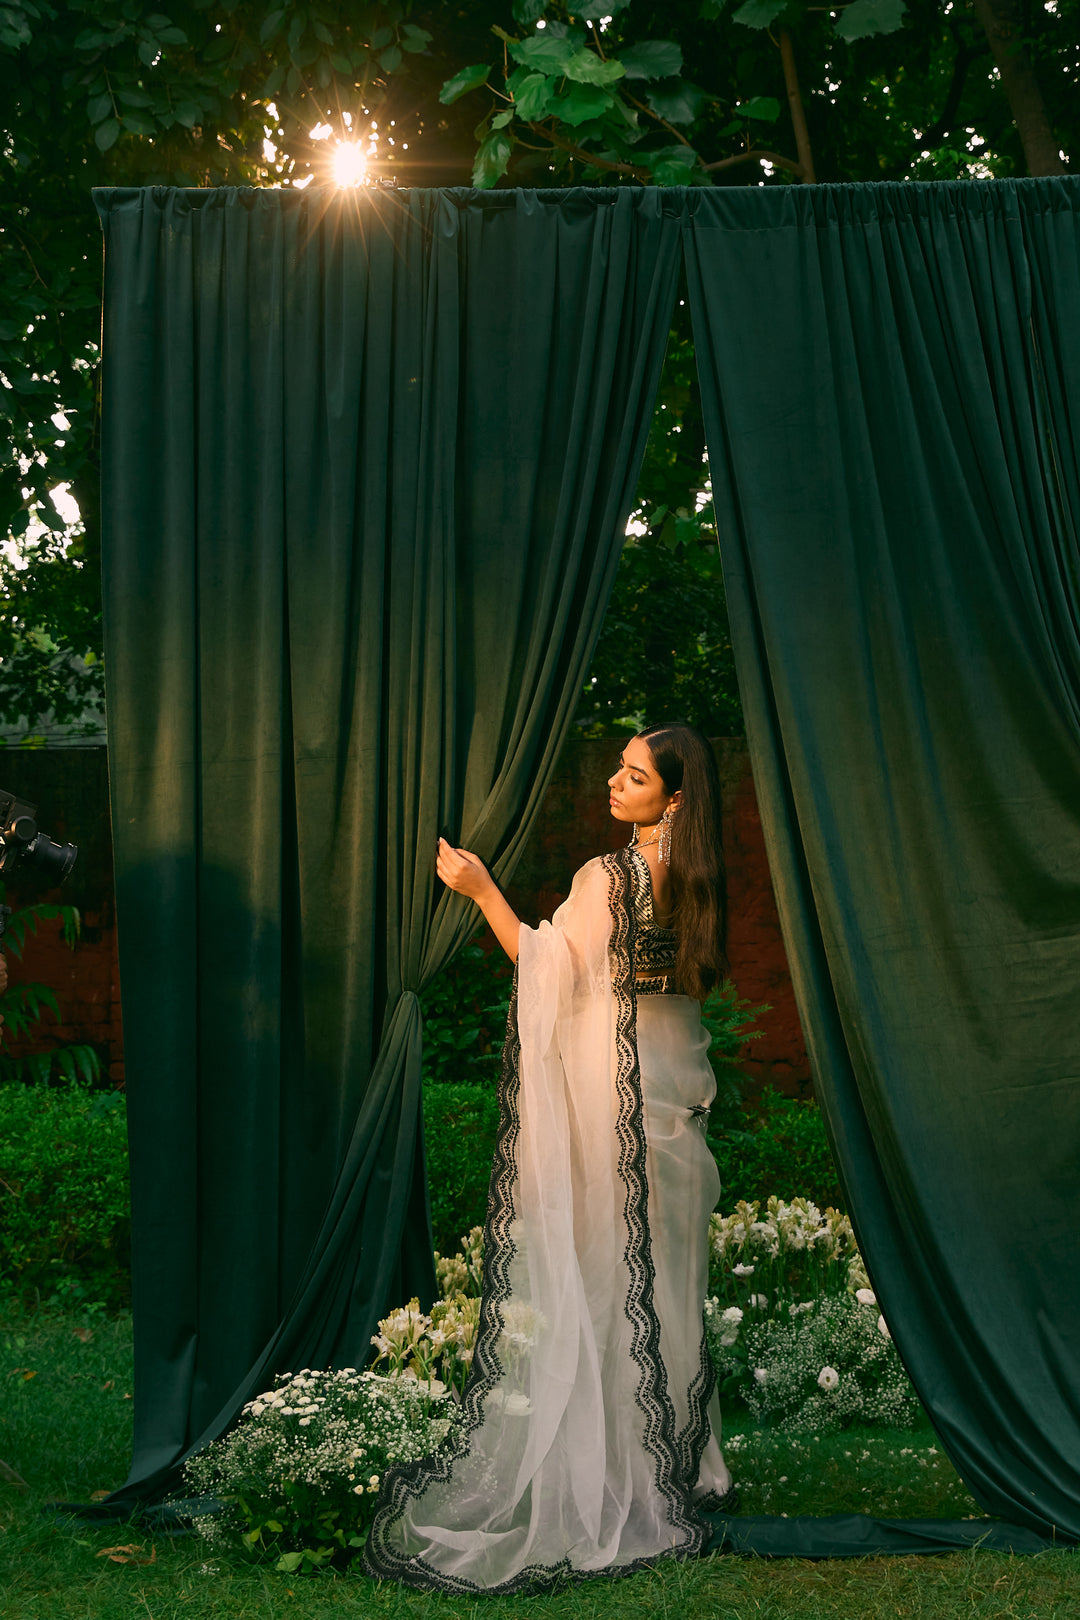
[686,178,1080,1546]
[95,178,1080,1555]
[94,185,680,1502]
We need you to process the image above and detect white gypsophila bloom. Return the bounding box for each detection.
[732,1262,755,1277]
[817,1366,840,1391]
[754,1368,768,1385]
[855,1288,877,1307]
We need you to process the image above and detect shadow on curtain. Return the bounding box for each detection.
[92,184,680,1505]
[686,177,1080,1550]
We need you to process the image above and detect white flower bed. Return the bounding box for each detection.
[178,1202,922,1569]
[182,1364,458,1572]
[704,1197,921,1433]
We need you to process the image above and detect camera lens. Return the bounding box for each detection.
[28,834,78,882]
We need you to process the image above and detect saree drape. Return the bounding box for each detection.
[686,177,1080,1546]
[366,849,732,1592]
[93,184,680,1503]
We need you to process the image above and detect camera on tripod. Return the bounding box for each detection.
[0,790,77,883]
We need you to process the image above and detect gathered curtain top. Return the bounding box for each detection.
[93,175,1080,230]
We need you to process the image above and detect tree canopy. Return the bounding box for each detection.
[1,0,1075,739]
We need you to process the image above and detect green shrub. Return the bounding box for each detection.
[709,1088,845,1212]
[0,1080,130,1308]
[422,1081,500,1257]
[0,883,102,1085]
[419,940,512,1087]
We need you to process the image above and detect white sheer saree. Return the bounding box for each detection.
[365,849,731,1593]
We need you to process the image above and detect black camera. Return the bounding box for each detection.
[0,790,77,883]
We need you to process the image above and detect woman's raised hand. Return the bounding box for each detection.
[436,837,495,901]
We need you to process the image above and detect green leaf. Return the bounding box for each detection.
[731,0,789,28]
[699,0,728,15]
[379,44,402,72]
[512,70,553,121]
[94,118,120,151]
[512,0,548,19]
[439,63,490,104]
[121,112,157,136]
[137,38,157,65]
[508,34,576,73]
[87,93,112,124]
[117,87,153,107]
[259,9,286,43]
[834,0,907,38]
[619,40,683,80]
[552,82,615,126]
[741,94,781,121]
[491,108,514,129]
[575,0,631,15]
[400,23,431,50]
[472,128,512,188]
[371,25,393,48]
[644,143,700,184]
[645,81,709,125]
[563,48,624,86]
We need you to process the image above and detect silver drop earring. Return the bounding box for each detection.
[658,806,674,866]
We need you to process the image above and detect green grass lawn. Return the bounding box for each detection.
[2,1307,1079,1620]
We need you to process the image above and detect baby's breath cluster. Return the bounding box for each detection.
[705,1197,919,1433]
[181,1366,458,1573]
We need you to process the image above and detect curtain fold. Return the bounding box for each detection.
[685,177,1080,1543]
[94,184,680,1502]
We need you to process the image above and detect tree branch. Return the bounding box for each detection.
[530,122,652,179]
[922,25,988,146]
[703,147,805,177]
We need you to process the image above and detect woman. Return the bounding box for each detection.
[365,723,735,1592]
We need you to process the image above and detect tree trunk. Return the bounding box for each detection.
[971,0,1066,175]
[779,29,816,184]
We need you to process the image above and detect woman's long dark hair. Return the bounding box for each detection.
[636,722,726,1001]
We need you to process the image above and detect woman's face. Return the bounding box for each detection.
[608,737,679,829]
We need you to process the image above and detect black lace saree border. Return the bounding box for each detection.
[363,969,530,1591]
[605,849,710,1558]
[363,853,710,1592]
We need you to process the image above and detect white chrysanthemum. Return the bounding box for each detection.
[732,1262,755,1277]
[721,1306,743,1325]
[817,1365,840,1391]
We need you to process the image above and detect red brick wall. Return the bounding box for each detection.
[2,741,810,1094]
[2,750,126,1084]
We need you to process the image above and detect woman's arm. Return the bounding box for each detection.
[436,837,520,964]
